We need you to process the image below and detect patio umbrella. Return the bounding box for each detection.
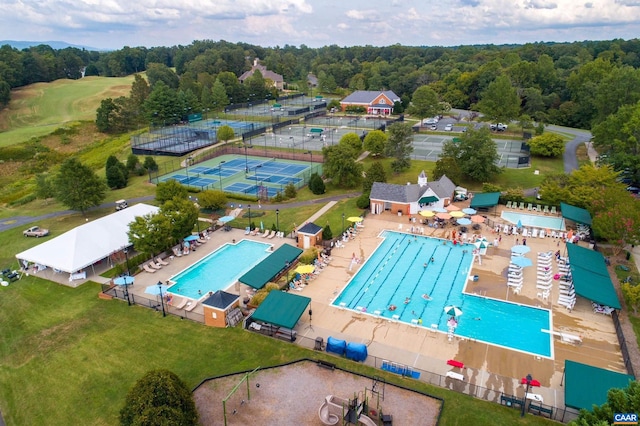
[347,216,363,223]
[446,204,460,212]
[184,235,199,242]
[520,377,541,387]
[113,275,135,286]
[260,221,264,230]
[456,218,472,226]
[516,219,523,229]
[470,215,485,223]
[462,208,476,215]
[510,256,533,267]
[433,207,448,213]
[419,210,435,217]
[219,215,235,223]
[436,212,452,220]
[145,284,170,296]
[444,305,463,317]
[295,264,315,274]
[450,211,465,218]
[511,245,531,255]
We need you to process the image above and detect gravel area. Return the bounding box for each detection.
[194,360,442,425]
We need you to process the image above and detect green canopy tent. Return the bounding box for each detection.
[239,244,303,290]
[560,202,592,226]
[566,244,621,309]
[251,291,311,330]
[564,360,634,410]
[469,192,501,215]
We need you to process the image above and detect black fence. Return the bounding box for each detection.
[613,310,636,378]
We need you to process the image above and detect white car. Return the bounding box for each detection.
[424,117,439,125]
[444,124,453,131]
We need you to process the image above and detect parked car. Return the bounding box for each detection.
[490,123,508,131]
[424,117,439,125]
[444,124,453,131]
[23,226,49,238]
[626,186,640,194]
[429,124,437,131]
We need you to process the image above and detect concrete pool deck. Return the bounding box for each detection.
[127,204,627,413]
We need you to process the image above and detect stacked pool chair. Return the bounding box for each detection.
[507,262,524,294]
[557,258,575,310]
[536,252,554,301]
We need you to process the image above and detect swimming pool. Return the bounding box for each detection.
[501,211,565,231]
[332,231,553,357]
[168,240,272,299]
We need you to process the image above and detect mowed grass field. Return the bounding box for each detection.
[0,75,135,147]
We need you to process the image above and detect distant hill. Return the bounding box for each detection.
[0,40,101,51]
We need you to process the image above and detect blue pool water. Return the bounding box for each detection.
[168,240,272,299]
[332,231,552,357]
[501,211,565,231]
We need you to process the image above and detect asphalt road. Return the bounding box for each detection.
[546,124,592,173]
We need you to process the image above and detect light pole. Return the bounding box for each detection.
[276,209,280,232]
[157,281,166,317]
[218,160,225,191]
[244,144,249,173]
[342,213,345,234]
[521,373,533,417]
[247,204,251,230]
[123,247,131,306]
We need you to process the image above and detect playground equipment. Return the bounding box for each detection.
[318,377,391,425]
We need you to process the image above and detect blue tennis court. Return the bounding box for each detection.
[224,182,280,197]
[162,174,217,188]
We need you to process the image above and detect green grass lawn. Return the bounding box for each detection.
[0,276,555,426]
[0,76,135,147]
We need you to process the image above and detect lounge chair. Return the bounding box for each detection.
[531,228,539,238]
[527,203,533,211]
[543,205,550,214]
[143,264,157,274]
[172,247,182,257]
[519,202,525,210]
[506,201,512,209]
[267,230,276,239]
[245,227,251,235]
[156,257,169,266]
[261,229,270,237]
[539,229,546,238]
[536,204,542,212]
[185,301,198,312]
[172,297,189,310]
[250,228,259,236]
[551,206,557,215]
[149,261,162,270]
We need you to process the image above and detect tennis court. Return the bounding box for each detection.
[154,155,321,198]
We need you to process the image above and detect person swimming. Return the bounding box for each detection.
[404,297,411,304]
[388,305,397,311]
[422,294,431,300]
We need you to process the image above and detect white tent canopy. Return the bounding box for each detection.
[16,204,159,274]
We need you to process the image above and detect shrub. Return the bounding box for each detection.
[482,183,502,193]
[299,247,319,265]
[356,192,370,209]
[323,224,333,240]
[308,172,325,195]
[284,182,297,199]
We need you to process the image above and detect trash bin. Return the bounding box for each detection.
[314,337,324,351]
[472,275,479,282]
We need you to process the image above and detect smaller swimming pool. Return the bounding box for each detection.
[501,211,565,231]
[168,240,272,299]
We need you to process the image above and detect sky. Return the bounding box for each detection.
[1,0,640,50]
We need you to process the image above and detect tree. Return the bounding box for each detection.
[323,224,333,240]
[433,156,463,183]
[156,180,188,205]
[217,125,235,143]
[35,173,55,202]
[622,282,640,316]
[363,130,388,157]
[571,380,639,426]
[127,213,173,257]
[322,144,363,188]
[308,172,325,195]
[105,155,128,189]
[591,188,640,254]
[338,133,363,153]
[528,133,565,157]
[209,79,229,111]
[95,98,118,132]
[120,369,198,426]
[477,75,520,124]
[384,122,414,173]
[284,182,297,199]
[143,156,158,172]
[198,190,228,211]
[126,154,140,172]
[53,158,107,216]
[410,85,440,120]
[161,197,199,244]
[363,161,387,193]
[440,127,501,182]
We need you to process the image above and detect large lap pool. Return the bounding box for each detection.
[501,211,565,231]
[168,239,272,299]
[332,231,553,357]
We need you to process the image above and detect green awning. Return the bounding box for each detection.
[560,202,592,226]
[565,360,634,410]
[239,244,303,290]
[251,291,310,329]
[470,192,500,208]
[419,196,438,204]
[566,244,621,309]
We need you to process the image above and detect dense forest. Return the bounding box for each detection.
[1,39,640,180]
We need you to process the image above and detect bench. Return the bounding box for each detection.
[317,360,335,370]
[528,403,553,418]
[500,394,523,409]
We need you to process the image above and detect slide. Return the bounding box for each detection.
[319,395,348,426]
[358,414,378,426]
[318,402,339,425]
